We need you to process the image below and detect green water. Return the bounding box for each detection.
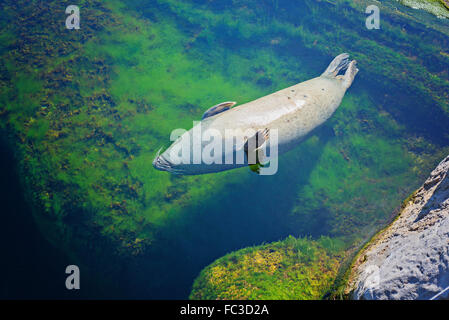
[0,0,448,298]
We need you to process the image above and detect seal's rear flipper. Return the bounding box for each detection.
[321,53,350,77]
[342,60,359,89]
[244,128,270,174]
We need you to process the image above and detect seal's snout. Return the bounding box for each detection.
[153,153,172,172]
[152,151,185,174]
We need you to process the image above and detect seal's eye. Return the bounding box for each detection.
[173,136,183,144]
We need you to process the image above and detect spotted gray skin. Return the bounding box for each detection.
[153,53,359,175]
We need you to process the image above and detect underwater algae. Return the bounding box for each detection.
[0,0,448,298]
[190,236,344,300]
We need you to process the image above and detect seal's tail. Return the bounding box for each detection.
[321,53,359,89]
[342,60,359,89]
[321,53,350,77]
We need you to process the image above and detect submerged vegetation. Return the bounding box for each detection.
[190,236,345,300]
[0,0,448,298]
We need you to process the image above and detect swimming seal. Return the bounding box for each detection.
[153,53,358,175]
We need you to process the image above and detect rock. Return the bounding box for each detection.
[346,155,449,300]
[397,0,449,19]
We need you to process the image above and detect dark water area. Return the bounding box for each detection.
[0,138,69,298]
[0,138,115,299]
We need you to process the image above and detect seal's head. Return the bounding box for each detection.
[152,147,186,174]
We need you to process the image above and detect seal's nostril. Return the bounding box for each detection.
[153,147,166,169]
[153,154,174,172]
[153,156,164,170]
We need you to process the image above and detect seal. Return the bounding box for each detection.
[153,53,358,175]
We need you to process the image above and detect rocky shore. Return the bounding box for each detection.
[398,0,449,19]
[346,155,449,300]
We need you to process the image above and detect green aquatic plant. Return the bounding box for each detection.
[189,236,344,300]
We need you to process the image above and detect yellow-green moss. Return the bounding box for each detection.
[190,236,345,300]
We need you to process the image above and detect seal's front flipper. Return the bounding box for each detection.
[202,101,236,120]
[244,128,270,174]
[248,162,270,174]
